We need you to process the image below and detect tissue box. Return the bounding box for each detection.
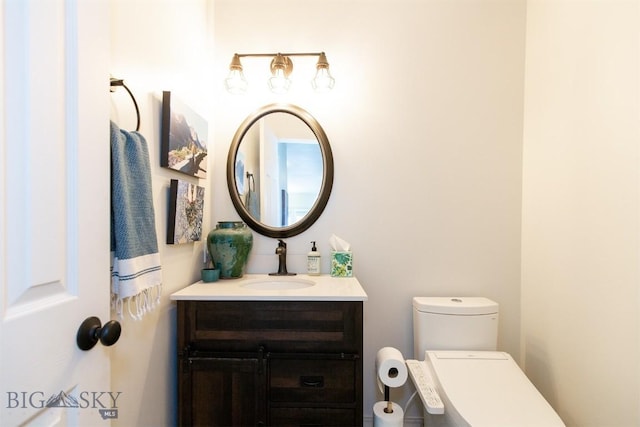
[330,251,353,277]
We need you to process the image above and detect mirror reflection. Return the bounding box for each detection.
[234,112,322,227]
[227,104,333,238]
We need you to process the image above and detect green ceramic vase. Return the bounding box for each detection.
[207,221,253,279]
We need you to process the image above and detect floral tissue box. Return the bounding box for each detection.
[330,251,353,277]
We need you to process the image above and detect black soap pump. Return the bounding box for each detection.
[307,241,321,275]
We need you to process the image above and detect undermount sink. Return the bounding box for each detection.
[241,278,316,290]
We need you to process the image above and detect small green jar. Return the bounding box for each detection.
[207,221,253,279]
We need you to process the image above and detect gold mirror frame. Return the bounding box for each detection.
[226,103,334,238]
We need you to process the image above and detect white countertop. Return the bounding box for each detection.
[170,274,368,301]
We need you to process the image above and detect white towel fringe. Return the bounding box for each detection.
[112,284,162,320]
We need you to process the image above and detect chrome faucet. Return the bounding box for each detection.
[269,239,296,276]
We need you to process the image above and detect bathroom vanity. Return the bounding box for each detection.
[170,274,367,426]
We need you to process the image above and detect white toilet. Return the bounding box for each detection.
[412,297,565,427]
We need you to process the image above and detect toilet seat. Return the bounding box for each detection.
[424,351,565,427]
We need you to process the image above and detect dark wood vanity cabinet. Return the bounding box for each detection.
[181,356,266,426]
[177,300,363,426]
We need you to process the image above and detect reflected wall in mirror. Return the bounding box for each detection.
[227,104,333,238]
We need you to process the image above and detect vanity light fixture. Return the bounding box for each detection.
[224,52,335,94]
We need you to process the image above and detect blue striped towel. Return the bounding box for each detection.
[110,121,162,319]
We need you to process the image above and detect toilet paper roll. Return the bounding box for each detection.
[373,401,404,427]
[376,346,408,388]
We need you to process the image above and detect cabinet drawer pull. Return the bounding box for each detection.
[300,375,324,388]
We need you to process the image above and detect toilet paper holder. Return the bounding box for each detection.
[383,385,394,413]
[375,347,408,426]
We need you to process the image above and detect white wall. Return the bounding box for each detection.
[213,0,526,420]
[521,1,640,426]
[109,1,214,425]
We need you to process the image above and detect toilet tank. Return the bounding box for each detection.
[413,297,499,359]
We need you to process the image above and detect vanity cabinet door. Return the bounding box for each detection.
[179,356,267,426]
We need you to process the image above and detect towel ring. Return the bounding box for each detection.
[246,172,255,192]
[110,77,140,131]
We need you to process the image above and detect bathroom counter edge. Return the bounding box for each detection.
[170,274,368,301]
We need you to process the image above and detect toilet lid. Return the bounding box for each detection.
[426,351,565,427]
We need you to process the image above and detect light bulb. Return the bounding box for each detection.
[312,67,335,92]
[312,52,335,93]
[225,69,248,94]
[268,68,291,94]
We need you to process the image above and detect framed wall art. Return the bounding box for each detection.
[167,179,205,244]
[161,91,208,179]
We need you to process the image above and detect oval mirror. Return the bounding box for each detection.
[226,104,334,238]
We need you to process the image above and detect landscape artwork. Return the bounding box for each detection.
[167,179,205,244]
[161,91,208,178]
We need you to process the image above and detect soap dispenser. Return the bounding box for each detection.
[307,241,321,275]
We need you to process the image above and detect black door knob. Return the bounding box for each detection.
[76,316,122,351]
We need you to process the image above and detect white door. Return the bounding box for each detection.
[260,122,281,226]
[0,0,112,425]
